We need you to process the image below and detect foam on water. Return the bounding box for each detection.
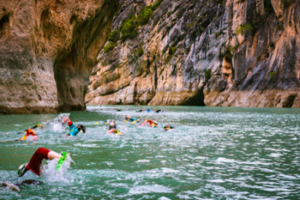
[42,155,74,183]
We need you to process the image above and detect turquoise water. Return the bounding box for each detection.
[1,106,300,199]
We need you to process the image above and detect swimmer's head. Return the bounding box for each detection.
[151,121,158,127]
[17,163,27,176]
[26,129,35,135]
[125,116,130,120]
[77,124,86,133]
[36,124,43,128]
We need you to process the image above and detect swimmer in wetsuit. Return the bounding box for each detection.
[155,109,164,113]
[17,147,71,177]
[106,121,121,134]
[17,124,43,134]
[62,117,86,136]
[113,108,122,111]
[136,109,146,112]
[125,115,140,123]
[15,129,38,141]
[163,124,175,131]
[140,119,158,127]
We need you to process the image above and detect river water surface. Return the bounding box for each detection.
[0,106,300,199]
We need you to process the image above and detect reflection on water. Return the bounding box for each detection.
[0,106,300,199]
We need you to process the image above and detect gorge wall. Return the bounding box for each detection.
[85,0,300,108]
[1,0,299,115]
[0,0,118,114]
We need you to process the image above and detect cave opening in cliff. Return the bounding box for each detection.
[0,15,9,38]
[182,88,205,106]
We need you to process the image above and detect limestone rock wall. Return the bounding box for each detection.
[0,0,118,114]
[86,0,300,108]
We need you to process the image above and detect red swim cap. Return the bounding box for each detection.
[68,121,72,126]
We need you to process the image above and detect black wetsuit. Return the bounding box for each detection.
[109,124,117,130]
[155,110,164,113]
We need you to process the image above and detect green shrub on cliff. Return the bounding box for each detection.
[137,7,153,25]
[108,30,120,42]
[269,71,276,79]
[118,0,163,42]
[104,42,117,53]
[187,21,196,28]
[137,47,144,56]
[170,46,177,55]
[120,18,139,42]
[149,0,164,11]
[236,23,253,35]
[205,69,212,81]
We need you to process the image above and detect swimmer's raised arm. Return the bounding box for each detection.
[62,117,71,124]
[18,148,71,177]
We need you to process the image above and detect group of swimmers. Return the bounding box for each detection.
[6,108,174,189]
[113,108,164,113]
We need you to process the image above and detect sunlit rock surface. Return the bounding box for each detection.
[86,0,300,108]
[0,0,118,114]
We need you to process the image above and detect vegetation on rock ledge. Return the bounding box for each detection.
[115,0,163,44]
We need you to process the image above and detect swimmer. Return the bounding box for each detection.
[62,117,86,136]
[163,124,175,131]
[17,147,71,177]
[17,124,43,134]
[107,129,122,134]
[104,120,111,124]
[140,119,158,127]
[106,121,122,135]
[15,129,38,141]
[155,109,164,113]
[113,108,122,111]
[125,115,140,123]
[108,120,116,130]
[136,109,146,112]
[1,179,43,192]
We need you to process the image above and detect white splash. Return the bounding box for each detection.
[45,113,70,133]
[42,155,73,183]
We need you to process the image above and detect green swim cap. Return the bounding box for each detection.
[17,163,27,176]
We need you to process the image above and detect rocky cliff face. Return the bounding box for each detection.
[86,0,300,108]
[0,0,118,114]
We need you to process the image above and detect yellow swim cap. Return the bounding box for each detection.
[95,122,98,125]
[125,121,128,123]
[37,124,40,127]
